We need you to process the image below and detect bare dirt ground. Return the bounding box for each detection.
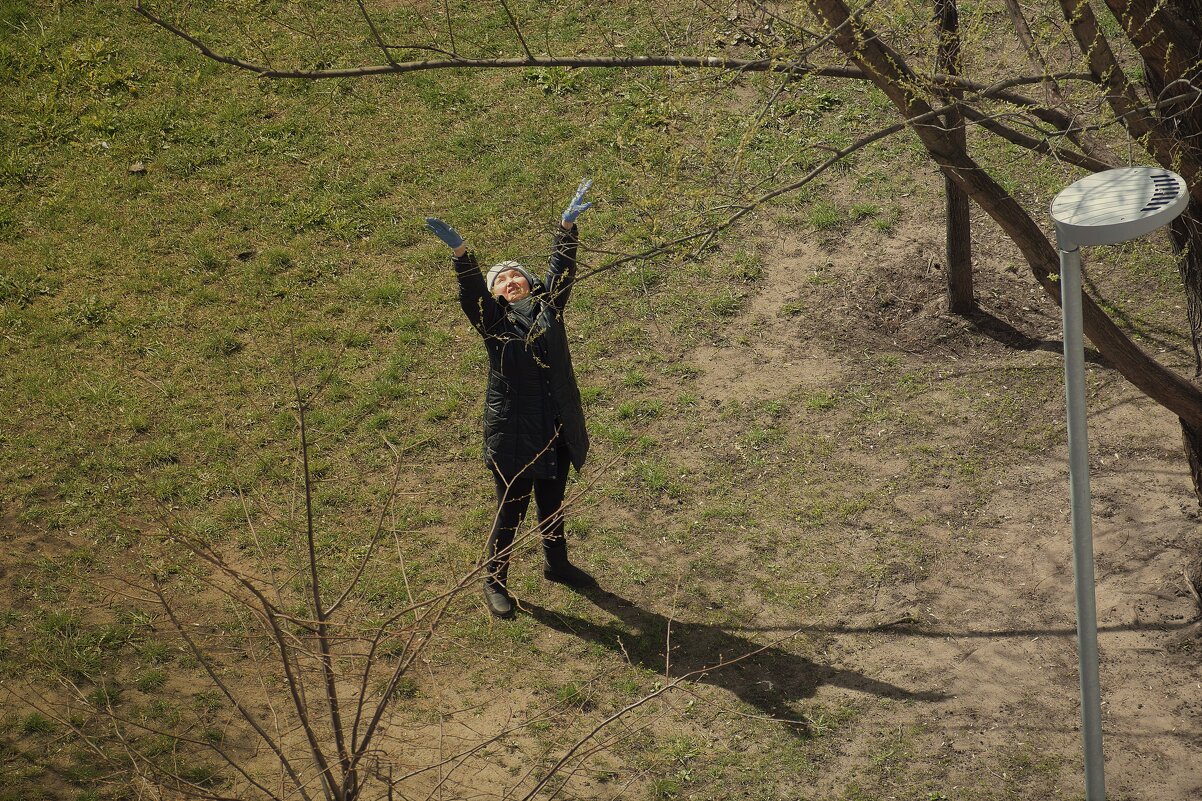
[673,213,1202,800]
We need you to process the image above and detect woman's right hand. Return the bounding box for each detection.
[424,217,467,255]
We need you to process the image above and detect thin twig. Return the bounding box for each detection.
[291,369,352,788]
[356,0,397,66]
[496,0,534,61]
[326,435,428,615]
[1184,567,1202,618]
[152,581,317,801]
[442,0,456,55]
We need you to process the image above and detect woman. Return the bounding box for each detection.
[424,179,595,618]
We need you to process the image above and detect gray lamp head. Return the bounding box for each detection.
[1051,167,1188,249]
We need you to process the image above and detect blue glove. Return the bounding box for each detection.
[424,217,464,250]
[561,178,593,224]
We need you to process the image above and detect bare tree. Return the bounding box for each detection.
[807,0,1202,490]
[14,377,709,800]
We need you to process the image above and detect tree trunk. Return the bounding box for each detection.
[1000,0,1118,164]
[1096,0,1202,497]
[943,175,973,313]
[1183,413,1202,507]
[1169,213,1202,503]
[935,0,974,314]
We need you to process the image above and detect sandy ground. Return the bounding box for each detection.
[685,218,1202,800]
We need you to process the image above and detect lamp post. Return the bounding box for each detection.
[1049,167,1188,801]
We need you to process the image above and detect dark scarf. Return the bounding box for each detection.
[505,296,549,363]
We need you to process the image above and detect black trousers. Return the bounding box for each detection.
[485,445,571,587]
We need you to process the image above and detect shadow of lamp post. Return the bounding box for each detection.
[1050,166,1189,801]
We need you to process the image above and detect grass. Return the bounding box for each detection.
[807,201,845,231]
[1,1,1192,800]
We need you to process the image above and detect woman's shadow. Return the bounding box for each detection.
[521,585,947,736]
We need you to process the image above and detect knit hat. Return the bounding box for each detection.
[487,260,539,293]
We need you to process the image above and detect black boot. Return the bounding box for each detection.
[543,540,596,588]
[482,579,515,618]
[482,554,515,618]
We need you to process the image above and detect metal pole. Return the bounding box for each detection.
[1059,244,1106,801]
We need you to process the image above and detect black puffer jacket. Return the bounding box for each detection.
[454,224,588,479]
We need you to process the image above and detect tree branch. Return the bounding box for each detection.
[1057,0,1201,188]
[356,0,397,66]
[152,581,317,801]
[135,1,1097,102]
[324,436,421,616]
[497,0,535,61]
[291,376,352,792]
[1000,0,1116,161]
[573,108,928,284]
[810,0,1202,430]
[959,104,1115,172]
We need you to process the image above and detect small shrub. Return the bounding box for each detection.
[555,681,595,712]
[623,370,649,388]
[192,690,222,714]
[634,460,676,495]
[179,764,221,787]
[616,399,661,420]
[850,202,880,220]
[388,677,420,700]
[743,427,776,447]
[0,147,43,186]
[0,267,54,306]
[138,640,172,664]
[369,285,406,307]
[579,386,604,406]
[86,683,120,707]
[145,700,181,726]
[262,249,295,274]
[872,207,901,232]
[650,778,681,800]
[125,413,150,434]
[805,392,836,411]
[423,399,458,422]
[0,204,18,241]
[524,67,583,96]
[732,251,764,282]
[139,733,175,757]
[193,248,225,273]
[626,265,663,290]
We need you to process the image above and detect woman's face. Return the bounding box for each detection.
[492,269,531,302]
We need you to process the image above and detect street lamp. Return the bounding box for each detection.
[1050,166,1189,801]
